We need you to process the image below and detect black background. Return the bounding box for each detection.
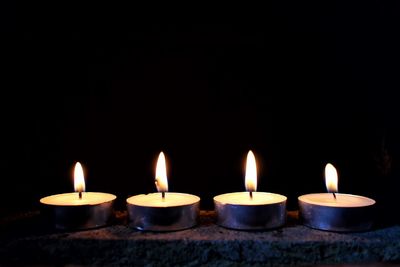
[1,3,400,224]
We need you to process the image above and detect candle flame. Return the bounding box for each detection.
[325,163,338,193]
[74,162,85,193]
[245,150,257,192]
[155,152,168,192]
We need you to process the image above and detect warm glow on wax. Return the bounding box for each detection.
[325,163,338,193]
[74,162,85,193]
[155,152,168,192]
[245,150,257,192]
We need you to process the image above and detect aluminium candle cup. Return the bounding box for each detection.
[298,193,376,232]
[40,192,116,230]
[214,192,287,230]
[127,193,200,231]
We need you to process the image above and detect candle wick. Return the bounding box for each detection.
[162,191,165,200]
[249,191,253,199]
[332,192,336,200]
[79,191,82,200]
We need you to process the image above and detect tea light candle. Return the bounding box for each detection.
[40,162,116,230]
[127,152,200,231]
[298,163,376,232]
[214,151,287,230]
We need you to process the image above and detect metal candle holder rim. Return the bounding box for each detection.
[298,193,376,232]
[298,193,376,208]
[126,192,200,207]
[40,192,117,206]
[127,193,200,231]
[214,192,287,205]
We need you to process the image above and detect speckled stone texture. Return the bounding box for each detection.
[0,211,399,266]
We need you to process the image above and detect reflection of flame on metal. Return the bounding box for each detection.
[74,162,85,199]
[245,150,257,198]
[155,152,168,199]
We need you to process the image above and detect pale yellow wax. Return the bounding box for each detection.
[298,193,375,207]
[40,192,116,206]
[214,192,287,205]
[126,192,200,207]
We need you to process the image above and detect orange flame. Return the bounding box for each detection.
[155,152,168,192]
[325,163,338,193]
[74,162,85,193]
[245,150,257,192]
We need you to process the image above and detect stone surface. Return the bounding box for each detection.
[0,211,399,266]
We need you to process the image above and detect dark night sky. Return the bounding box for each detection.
[1,3,400,224]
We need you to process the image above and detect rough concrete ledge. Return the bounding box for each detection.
[0,211,399,266]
